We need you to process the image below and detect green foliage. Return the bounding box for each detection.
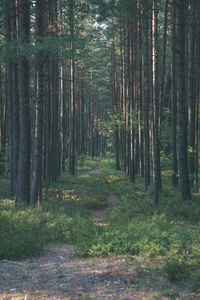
[164,259,191,282]
[0,202,44,259]
[0,177,9,199]
[72,216,100,257]
[0,198,91,259]
[191,270,200,292]
[0,156,105,259]
[0,155,200,295]
[74,213,200,260]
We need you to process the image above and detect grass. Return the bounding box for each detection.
[0,154,200,293]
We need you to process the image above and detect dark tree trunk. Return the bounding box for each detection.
[12,0,20,192]
[160,0,169,127]
[138,0,144,178]
[171,0,178,187]
[15,0,31,204]
[130,6,135,183]
[0,66,6,175]
[111,17,120,171]
[195,2,200,186]
[188,0,197,186]
[30,0,46,205]
[176,0,191,201]
[69,0,75,175]
[5,0,14,197]
[152,0,160,208]
[91,72,95,159]
[144,2,150,191]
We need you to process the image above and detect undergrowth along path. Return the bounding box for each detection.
[88,162,101,174]
[1,158,200,299]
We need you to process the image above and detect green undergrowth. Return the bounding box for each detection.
[0,157,103,260]
[0,154,200,293]
[74,154,200,292]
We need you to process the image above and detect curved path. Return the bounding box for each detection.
[0,162,197,299]
[88,162,101,174]
[89,162,119,225]
[92,194,118,225]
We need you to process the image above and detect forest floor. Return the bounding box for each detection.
[0,163,199,300]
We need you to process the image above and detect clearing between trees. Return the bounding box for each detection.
[0,156,200,299]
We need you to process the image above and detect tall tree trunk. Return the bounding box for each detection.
[12,0,20,192]
[152,0,160,208]
[30,0,46,205]
[176,0,191,201]
[5,0,14,197]
[15,0,31,204]
[111,16,120,171]
[69,0,75,175]
[195,2,200,186]
[188,0,197,186]
[91,72,95,159]
[126,13,130,176]
[160,0,169,127]
[171,0,178,187]
[138,0,144,178]
[0,65,6,175]
[130,6,135,183]
[144,2,150,191]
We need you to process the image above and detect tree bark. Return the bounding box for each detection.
[69,0,75,175]
[176,0,191,201]
[152,0,160,208]
[171,0,178,187]
[5,0,14,197]
[188,0,196,186]
[15,0,31,204]
[144,1,150,191]
[111,16,120,171]
[30,0,46,205]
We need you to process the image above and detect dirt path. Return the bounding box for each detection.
[88,162,101,175]
[0,163,198,299]
[0,247,197,300]
[92,195,118,225]
[89,162,119,224]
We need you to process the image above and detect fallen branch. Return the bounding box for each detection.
[0,260,24,265]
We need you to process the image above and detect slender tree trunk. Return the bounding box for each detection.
[188,0,197,186]
[15,0,31,204]
[144,2,150,191]
[69,0,75,175]
[111,17,120,171]
[12,0,20,192]
[130,6,135,183]
[171,0,178,187]
[0,65,6,175]
[160,0,169,127]
[5,0,14,197]
[138,1,144,178]
[152,0,160,208]
[91,72,95,159]
[196,2,200,186]
[176,0,191,201]
[30,0,46,205]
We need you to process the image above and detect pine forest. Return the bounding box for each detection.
[0,0,200,298]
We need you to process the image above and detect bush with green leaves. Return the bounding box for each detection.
[164,259,191,282]
[0,198,91,259]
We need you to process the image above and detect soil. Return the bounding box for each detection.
[0,248,198,300]
[88,162,101,175]
[0,164,199,299]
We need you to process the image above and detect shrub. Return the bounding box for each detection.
[164,259,191,282]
